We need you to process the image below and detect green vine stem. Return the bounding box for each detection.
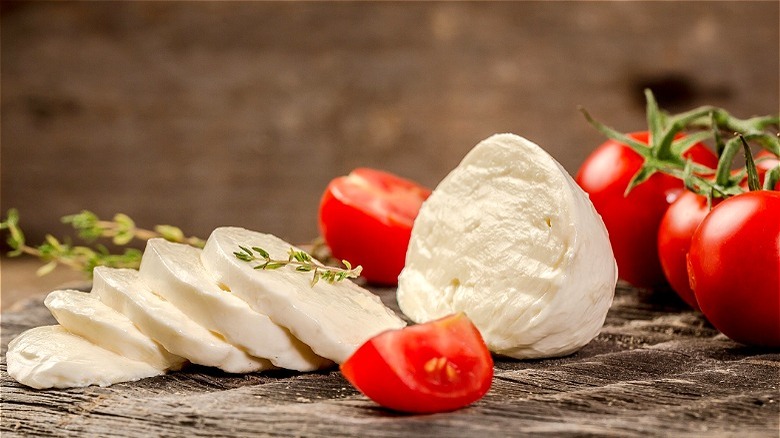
[580,89,780,202]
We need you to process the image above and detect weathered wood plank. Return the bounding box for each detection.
[2,285,778,437]
[3,2,778,245]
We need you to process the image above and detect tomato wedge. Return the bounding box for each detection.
[340,313,493,414]
[318,168,431,285]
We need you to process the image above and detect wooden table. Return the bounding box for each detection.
[2,281,778,437]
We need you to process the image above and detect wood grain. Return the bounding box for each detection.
[2,2,778,244]
[2,285,778,437]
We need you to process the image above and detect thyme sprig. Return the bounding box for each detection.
[233,245,362,287]
[0,209,205,277]
[61,210,205,248]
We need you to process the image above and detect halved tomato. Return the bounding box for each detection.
[318,168,431,285]
[340,313,493,414]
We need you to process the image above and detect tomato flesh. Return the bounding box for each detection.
[340,313,493,414]
[576,132,718,288]
[687,191,780,347]
[318,168,431,285]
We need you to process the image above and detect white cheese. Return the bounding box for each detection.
[44,289,184,371]
[6,325,163,389]
[92,266,274,373]
[397,133,617,359]
[138,238,331,371]
[200,227,406,363]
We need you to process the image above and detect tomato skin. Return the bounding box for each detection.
[756,151,780,190]
[576,132,718,288]
[318,168,431,285]
[687,191,780,347]
[657,191,716,309]
[340,313,494,414]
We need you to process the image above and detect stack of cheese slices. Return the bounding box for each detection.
[6,228,406,389]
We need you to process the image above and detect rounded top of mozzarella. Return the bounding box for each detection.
[397,133,617,359]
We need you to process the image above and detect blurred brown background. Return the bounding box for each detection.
[2,1,779,248]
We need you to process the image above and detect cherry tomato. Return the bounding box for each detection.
[657,191,718,309]
[340,313,493,414]
[687,191,780,347]
[576,132,718,288]
[319,168,431,285]
[756,150,779,190]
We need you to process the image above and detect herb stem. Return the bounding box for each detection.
[0,209,202,277]
[233,246,362,286]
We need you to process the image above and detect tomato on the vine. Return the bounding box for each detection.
[340,313,493,414]
[657,191,720,309]
[318,168,431,285]
[576,132,718,288]
[756,150,779,190]
[687,190,780,347]
[657,150,777,309]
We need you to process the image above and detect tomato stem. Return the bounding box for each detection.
[764,165,780,190]
[741,136,762,192]
[582,89,780,202]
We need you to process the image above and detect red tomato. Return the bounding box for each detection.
[756,150,779,190]
[687,191,780,347]
[340,313,493,414]
[319,168,431,285]
[657,191,718,309]
[576,132,718,288]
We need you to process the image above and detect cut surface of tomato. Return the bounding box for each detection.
[319,168,431,285]
[340,313,493,414]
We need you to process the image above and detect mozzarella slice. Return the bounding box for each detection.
[44,289,185,371]
[200,227,406,363]
[6,325,163,389]
[92,266,274,373]
[397,133,617,359]
[138,238,332,371]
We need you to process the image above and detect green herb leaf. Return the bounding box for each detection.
[252,247,270,259]
[0,209,205,278]
[233,245,362,287]
[155,225,185,242]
